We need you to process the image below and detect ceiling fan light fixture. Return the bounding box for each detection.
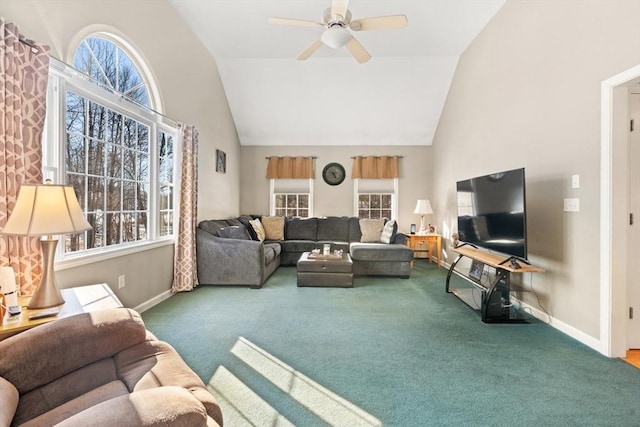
[321,25,352,49]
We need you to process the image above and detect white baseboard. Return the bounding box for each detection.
[512,297,601,352]
[133,289,173,313]
[440,259,603,355]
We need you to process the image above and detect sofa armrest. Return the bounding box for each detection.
[0,376,18,427]
[393,232,407,245]
[55,387,217,427]
[0,308,146,394]
[196,229,264,286]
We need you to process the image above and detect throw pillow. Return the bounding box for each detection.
[261,216,285,240]
[380,220,397,244]
[218,225,251,240]
[359,219,385,243]
[249,219,265,242]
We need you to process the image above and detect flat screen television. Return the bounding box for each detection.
[456,168,527,260]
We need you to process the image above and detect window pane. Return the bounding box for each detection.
[105,144,122,178]
[160,185,172,210]
[139,124,149,153]
[299,209,309,218]
[371,195,381,209]
[87,176,105,212]
[122,212,137,242]
[299,195,309,208]
[123,181,136,210]
[65,232,86,253]
[107,110,122,143]
[123,117,136,149]
[123,148,136,180]
[370,210,381,219]
[382,210,392,219]
[106,212,121,245]
[137,183,149,211]
[359,195,369,208]
[66,92,85,134]
[106,179,121,211]
[359,210,369,219]
[87,211,104,249]
[137,212,148,240]
[87,139,105,175]
[275,194,285,208]
[275,208,286,217]
[66,135,85,173]
[160,211,173,236]
[382,194,392,208]
[137,153,149,182]
[88,102,106,140]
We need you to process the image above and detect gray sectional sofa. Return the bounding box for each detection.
[196,215,413,288]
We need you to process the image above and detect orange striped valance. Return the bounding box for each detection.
[351,156,400,179]
[266,156,315,179]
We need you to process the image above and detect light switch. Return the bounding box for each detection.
[564,198,580,212]
[572,175,580,189]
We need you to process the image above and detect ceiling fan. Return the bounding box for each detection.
[268,0,408,64]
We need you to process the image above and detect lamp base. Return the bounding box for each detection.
[27,239,65,309]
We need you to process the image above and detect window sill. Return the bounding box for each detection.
[55,238,175,271]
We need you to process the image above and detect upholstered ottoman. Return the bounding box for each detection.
[296,252,353,287]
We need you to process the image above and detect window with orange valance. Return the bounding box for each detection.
[351,156,400,179]
[266,156,315,179]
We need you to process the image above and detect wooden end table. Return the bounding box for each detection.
[404,233,442,268]
[0,283,123,341]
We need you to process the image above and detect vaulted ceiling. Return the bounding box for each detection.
[169,0,505,146]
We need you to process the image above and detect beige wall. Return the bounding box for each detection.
[431,0,640,338]
[240,145,431,231]
[1,0,240,307]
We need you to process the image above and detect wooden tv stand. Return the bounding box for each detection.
[445,245,544,323]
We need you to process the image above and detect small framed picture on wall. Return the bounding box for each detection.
[216,149,226,173]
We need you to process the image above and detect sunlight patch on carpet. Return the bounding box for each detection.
[231,336,382,427]
[208,366,294,427]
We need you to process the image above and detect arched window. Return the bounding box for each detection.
[43,32,176,262]
[72,36,151,107]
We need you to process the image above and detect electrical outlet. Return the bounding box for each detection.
[564,198,580,212]
[118,275,126,289]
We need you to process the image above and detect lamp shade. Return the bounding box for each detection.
[2,184,91,236]
[413,199,433,215]
[321,25,352,49]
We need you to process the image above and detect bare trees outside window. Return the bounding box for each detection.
[55,35,174,256]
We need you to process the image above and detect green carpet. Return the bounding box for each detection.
[141,261,640,426]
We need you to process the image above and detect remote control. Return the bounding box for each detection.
[28,309,59,320]
[8,305,21,316]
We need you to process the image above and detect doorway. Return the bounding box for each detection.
[601,64,640,358]
[627,92,640,349]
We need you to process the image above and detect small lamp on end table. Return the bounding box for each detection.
[1,181,92,309]
[413,199,433,235]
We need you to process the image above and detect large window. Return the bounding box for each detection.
[274,193,310,218]
[354,179,398,220]
[44,34,176,262]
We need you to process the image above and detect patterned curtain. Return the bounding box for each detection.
[351,156,400,179]
[172,124,199,292]
[0,20,50,295]
[266,156,315,179]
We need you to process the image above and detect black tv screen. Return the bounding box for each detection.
[456,168,527,260]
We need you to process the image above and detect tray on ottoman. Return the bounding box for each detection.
[297,251,353,288]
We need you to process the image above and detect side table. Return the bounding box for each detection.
[0,283,123,341]
[404,233,442,268]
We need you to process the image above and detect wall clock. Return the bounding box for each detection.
[322,162,346,186]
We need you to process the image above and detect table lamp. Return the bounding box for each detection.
[1,182,91,309]
[413,199,433,235]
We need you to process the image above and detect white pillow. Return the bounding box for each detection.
[380,220,396,244]
[359,219,385,243]
[249,218,265,242]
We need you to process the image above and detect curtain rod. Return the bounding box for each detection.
[265,156,317,159]
[19,36,39,51]
[350,156,404,159]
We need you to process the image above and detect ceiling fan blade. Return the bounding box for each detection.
[268,17,323,28]
[297,37,323,61]
[350,15,408,31]
[330,0,350,20]
[345,37,371,64]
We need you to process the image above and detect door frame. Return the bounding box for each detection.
[600,64,640,357]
